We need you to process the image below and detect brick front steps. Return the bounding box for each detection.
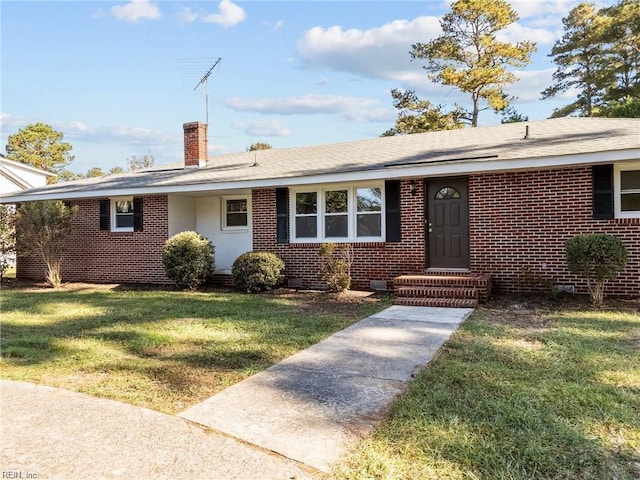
[393,274,492,308]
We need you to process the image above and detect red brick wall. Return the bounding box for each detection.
[254,169,639,297]
[16,167,639,297]
[252,180,425,290]
[183,122,207,168]
[17,195,171,284]
[469,166,639,296]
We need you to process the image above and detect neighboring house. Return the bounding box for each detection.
[0,154,54,194]
[0,155,54,268]
[1,118,639,303]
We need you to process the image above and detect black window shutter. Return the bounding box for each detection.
[385,180,401,242]
[592,165,614,220]
[275,188,289,244]
[99,200,110,230]
[133,197,143,231]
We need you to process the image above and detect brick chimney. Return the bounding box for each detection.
[183,122,208,168]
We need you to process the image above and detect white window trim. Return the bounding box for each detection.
[289,182,385,243]
[221,195,251,231]
[614,161,640,219]
[111,196,134,232]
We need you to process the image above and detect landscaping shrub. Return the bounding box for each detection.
[162,231,214,290]
[15,200,77,287]
[565,233,627,306]
[232,251,285,292]
[318,243,353,292]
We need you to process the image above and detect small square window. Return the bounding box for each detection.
[222,198,248,229]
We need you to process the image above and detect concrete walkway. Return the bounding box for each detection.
[1,305,471,478]
[179,306,472,472]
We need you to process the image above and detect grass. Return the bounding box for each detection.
[335,299,640,480]
[0,283,388,414]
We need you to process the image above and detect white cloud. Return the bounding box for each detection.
[224,94,394,124]
[509,69,556,102]
[47,119,175,145]
[224,94,378,115]
[297,16,441,82]
[109,0,161,22]
[176,6,198,24]
[231,120,291,137]
[201,0,246,27]
[498,23,557,46]
[510,0,581,19]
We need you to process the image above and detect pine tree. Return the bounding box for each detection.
[411,0,535,127]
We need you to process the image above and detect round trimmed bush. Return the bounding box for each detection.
[232,251,285,293]
[565,233,627,306]
[162,231,214,290]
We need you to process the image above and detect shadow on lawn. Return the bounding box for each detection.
[340,309,640,480]
[0,287,368,368]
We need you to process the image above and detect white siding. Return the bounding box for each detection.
[168,195,196,236]
[195,194,253,273]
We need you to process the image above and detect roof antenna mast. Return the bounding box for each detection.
[193,58,222,125]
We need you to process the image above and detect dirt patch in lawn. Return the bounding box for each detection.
[478,293,640,335]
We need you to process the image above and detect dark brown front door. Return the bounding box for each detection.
[426,178,470,269]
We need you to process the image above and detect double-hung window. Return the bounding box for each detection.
[356,187,382,237]
[295,192,318,238]
[615,163,640,218]
[112,197,134,231]
[324,190,348,238]
[291,184,384,241]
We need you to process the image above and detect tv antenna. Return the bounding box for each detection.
[193,57,222,125]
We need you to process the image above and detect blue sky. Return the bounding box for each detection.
[1,0,613,173]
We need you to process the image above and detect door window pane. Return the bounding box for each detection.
[435,187,461,199]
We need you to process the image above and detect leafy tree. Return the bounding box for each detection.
[109,166,124,175]
[382,89,464,136]
[15,200,78,287]
[57,170,85,182]
[500,105,529,124]
[410,0,536,127]
[0,205,16,281]
[606,97,640,118]
[565,234,627,306]
[599,0,640,103]
[126,153,155,171]
[542,3,609,117]
[5,123,74,175]
[248,142,272,151]
[86,167,105,178]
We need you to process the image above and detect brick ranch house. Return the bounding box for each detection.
[2,117,639,305]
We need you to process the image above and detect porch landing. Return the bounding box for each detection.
[394,273,492,308]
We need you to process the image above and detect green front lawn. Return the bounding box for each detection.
[0,284,387,414]
[335,300,640,480]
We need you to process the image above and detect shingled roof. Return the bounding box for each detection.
[2,117,639,202]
